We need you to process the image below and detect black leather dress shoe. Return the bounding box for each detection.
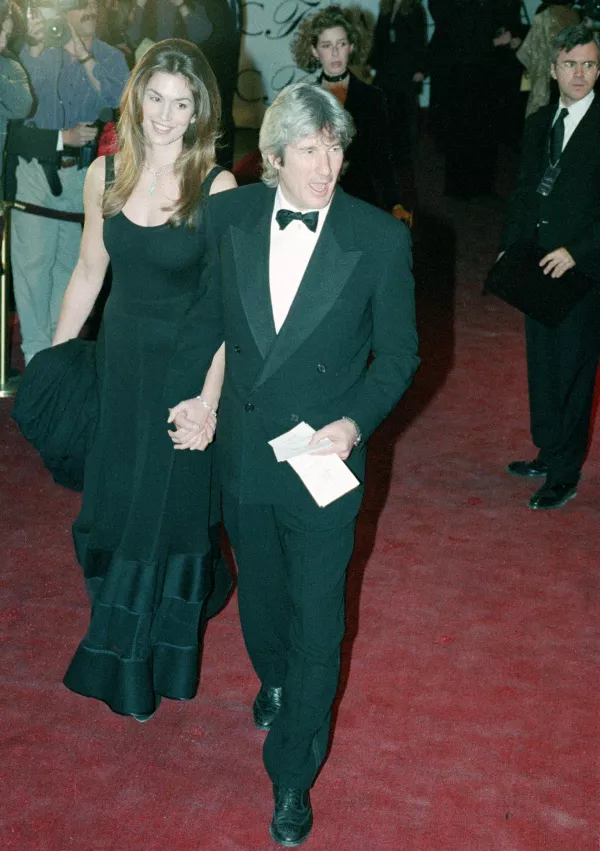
[506,459,548,478]
[528,482,577,510]
[270,786,312,847]
[252,684,283,731]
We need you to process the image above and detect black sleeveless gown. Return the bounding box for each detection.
[63,162,229,717]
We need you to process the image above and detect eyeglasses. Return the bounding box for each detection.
[556,60,599,73]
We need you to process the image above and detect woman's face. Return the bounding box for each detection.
[0,15,14,53]
[141,71,197,150]
[311,26,353,77]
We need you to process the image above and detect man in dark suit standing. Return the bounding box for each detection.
[503,24,600,510]
[169,82,419,845]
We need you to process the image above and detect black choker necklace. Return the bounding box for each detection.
[322,69,349,84]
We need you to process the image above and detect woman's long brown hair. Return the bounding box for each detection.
[103,38,222,228]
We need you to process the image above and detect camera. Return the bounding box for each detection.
[27,0,82,49]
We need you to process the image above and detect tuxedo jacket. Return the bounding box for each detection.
[170,182,419,515]
[502,98,600,281]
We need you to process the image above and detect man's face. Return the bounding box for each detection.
[550,42,600,106]
[311,26,353,78]
[270,131,344,211]
[65,2,98,40]
[0,15,13,53]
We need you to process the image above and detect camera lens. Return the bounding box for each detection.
[43,16,69,47]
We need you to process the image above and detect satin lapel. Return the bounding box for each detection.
[253,191,362,390]
[230,191,276,360]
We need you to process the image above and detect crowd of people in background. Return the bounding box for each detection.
[2,0,598,225]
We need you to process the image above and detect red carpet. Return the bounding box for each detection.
[1,140,597,850]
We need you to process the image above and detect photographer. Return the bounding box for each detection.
[0,1,32,213]
[8,0,127,363]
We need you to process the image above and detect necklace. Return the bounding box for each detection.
[143,162,175,196]
[322,69,350,84]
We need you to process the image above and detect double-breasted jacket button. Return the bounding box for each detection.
[244,402,255,412]
[234,345,241,354]
[290,413,299,423]
[317,363,326,373]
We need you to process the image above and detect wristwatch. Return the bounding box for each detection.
[78,54,93,64]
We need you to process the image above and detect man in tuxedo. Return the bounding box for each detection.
[502,24,600,510]
[170,82,419,845]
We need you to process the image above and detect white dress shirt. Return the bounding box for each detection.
[554,90,595,151]
[269,189,332,333]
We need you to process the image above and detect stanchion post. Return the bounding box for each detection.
[0,202,20,398]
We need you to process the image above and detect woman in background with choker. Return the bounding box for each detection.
[292,5,411,222]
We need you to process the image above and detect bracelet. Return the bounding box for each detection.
[196,395,217,417]
[78,54,94,64]
[342,416,362,446]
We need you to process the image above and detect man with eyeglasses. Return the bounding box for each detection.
[501,24,600,509]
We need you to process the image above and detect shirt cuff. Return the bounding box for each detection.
[57,130,64,152]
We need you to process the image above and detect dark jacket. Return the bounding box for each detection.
[340,73,402,210]
[169,182,419,514]
[369,4,428,91]
[502,98,600,281]
[0,52,32,203]
[429,0,520,64]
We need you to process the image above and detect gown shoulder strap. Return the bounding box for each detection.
[202,165,224,196]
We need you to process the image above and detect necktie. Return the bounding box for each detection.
[276,209,319,233]
[549,107,569,165]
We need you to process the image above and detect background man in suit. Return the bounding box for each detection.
[502,25,600,510]
[169,82,419,846]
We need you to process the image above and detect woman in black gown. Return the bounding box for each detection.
[52,39,236,720]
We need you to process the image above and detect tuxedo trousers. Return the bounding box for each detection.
[525,286,600,485]
[223,491,356,790]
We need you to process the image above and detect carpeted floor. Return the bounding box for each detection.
[1,136,598,851]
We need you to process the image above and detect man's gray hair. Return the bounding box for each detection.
[259,82,355,188]
[551,24,600,65]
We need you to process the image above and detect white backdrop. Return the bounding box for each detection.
[233,0,539,127]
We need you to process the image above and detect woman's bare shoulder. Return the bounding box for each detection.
[209,169,238,195]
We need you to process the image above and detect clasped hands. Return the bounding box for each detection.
[168,400,358,460]
[168,398,217,451]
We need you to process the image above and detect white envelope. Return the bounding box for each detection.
[269,422,360,507]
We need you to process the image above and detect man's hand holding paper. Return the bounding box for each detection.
[268,422,360,508]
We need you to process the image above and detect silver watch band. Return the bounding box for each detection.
[342,416,362,446]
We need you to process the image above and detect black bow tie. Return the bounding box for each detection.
[276,208,319,233]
